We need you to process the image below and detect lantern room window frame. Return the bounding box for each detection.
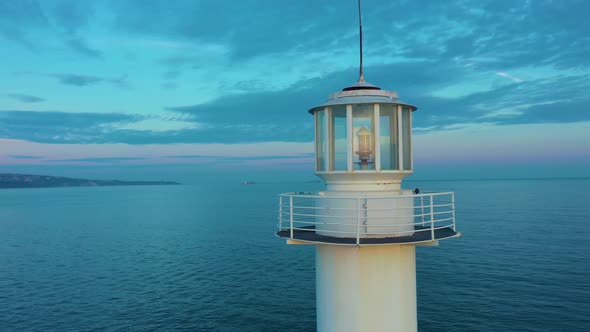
[314,103,413,173]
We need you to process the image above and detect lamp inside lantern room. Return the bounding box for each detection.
[355,126,372,169]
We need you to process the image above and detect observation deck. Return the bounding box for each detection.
[277,191,460,246]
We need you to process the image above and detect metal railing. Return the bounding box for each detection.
[277,191,456,245]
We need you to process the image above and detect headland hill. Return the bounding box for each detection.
[0,173,180,189]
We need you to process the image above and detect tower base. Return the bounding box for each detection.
[316,244,417,332]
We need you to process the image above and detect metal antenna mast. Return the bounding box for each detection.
[358,0,365,82]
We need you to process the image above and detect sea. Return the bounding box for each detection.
[0,177,589,331]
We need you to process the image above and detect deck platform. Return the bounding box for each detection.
[277,225,460,246]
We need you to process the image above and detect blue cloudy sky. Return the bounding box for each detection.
[0,0,589,178]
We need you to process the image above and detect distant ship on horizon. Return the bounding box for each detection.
[241,181,256,185]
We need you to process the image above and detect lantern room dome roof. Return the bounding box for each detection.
[342,79,381,91]
[308,83,417,114]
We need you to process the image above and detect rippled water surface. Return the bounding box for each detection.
[1,179,589,331]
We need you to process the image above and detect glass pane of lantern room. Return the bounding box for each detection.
[330,106,347,170]
[352,104,375,170]
[316,110,326,171]
[402,106,412,170]
[379,104,399,170]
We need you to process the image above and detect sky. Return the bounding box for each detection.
[1,0,589,180]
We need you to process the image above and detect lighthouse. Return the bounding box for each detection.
[276,3,460,331]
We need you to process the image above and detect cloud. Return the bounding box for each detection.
[495,72,524,83]
[107,0,590,71]
[0,0,589,147]
[12,72,129,88]
[7,154,43,159]
[47,0,95,33]
[1,64,589,145]
[53,73,129,87]
[163,62,590,142]
[0,0,48,48]
[51,73,104,86]
[410,73,590,132]
[48,157,145,163]
[20,73,129,87]
[4,0,590,70]
[385,1,590,70]
[159,60,467,142]
[6,93,45,103]
[67,37,102,58]
[109,0,359,60]
[0,138,313,161]
[0,110,143,143]
[0,0,101,57]
[170,153,314,161]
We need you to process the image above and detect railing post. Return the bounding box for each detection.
[430,195,435,241]
[451,193,456,232]
[278,196,283,231]
[356,198,361,245]
[420,195,425,226]
[363,198,368,236]
[289,196,294,239]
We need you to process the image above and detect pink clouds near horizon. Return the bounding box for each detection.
[2,122,589,171]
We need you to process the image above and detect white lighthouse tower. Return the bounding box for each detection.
[276,3,460,331]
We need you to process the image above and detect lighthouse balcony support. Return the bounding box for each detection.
[277,191,459,246]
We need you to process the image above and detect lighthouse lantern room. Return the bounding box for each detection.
[312,86,414,177]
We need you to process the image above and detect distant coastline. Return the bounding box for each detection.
[0,173,180,189]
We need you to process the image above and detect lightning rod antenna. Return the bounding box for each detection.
[358,0,365,82]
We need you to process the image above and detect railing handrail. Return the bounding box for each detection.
[284,210,452,220]
[279,217,453,228]
[278,191,455,199]
[281,205,453,212]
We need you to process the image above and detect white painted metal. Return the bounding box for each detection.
[324,107,330,171]
[430,195,435,240]
[346,105,354,172]
[324,107,335,171]
[315,172,414,190]
[289,196,294,239]
[278,196,283,230]
[356,198,361,245]
[397,104,403,171]
[420,196,425,226]
[278,191,455,244]
[314,190,415,238]
[314,111,318,172]
[330,88,398,99]
[308,88,413,115]
[374,103,381,171]
[408,105,413,170]
[451,193,457,232]
[316,244,417,332]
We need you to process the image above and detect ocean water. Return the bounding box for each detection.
[0,178,589,331]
